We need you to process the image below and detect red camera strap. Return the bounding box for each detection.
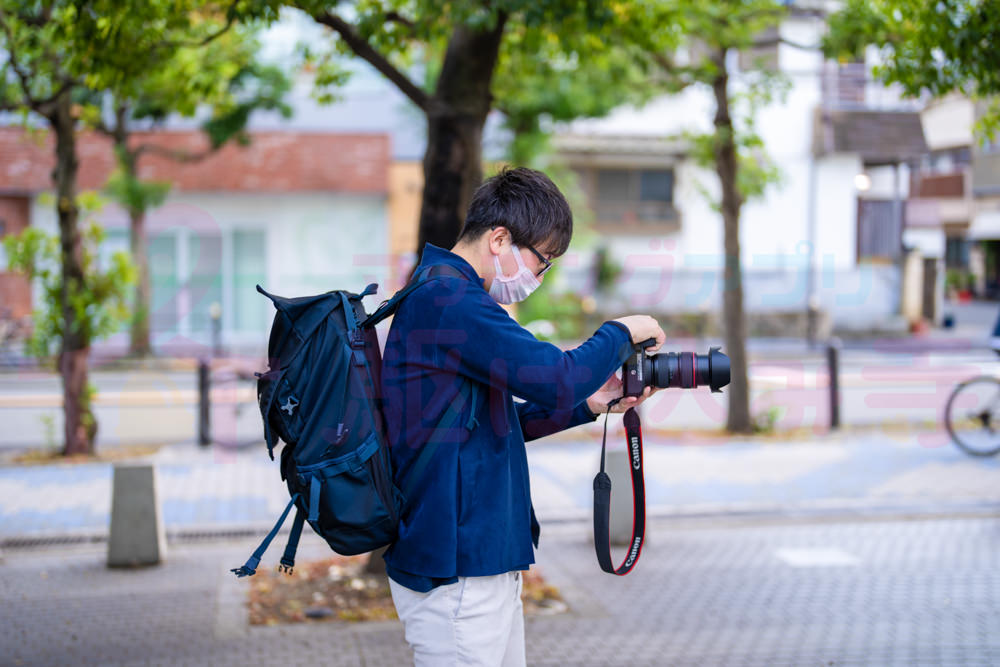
[593,405,646,575]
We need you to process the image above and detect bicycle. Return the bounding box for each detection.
[944,375,1000,457]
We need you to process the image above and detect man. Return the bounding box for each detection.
[381,167,664,666]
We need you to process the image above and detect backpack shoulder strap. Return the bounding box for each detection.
[361,264,468,329]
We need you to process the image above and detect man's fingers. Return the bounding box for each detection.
[646,328,667,353]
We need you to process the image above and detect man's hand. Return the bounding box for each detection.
[612,315,666,353]
[587,374,658,415]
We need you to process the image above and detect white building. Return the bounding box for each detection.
[550,1,929,337]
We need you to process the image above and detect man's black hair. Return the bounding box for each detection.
[457,166,573,257]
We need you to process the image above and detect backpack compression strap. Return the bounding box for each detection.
[231,493,301,578]
[593,406,646,575]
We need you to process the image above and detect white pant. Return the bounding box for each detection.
[389,571,526,667]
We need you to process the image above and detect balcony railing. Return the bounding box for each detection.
[910,171,966,199]
[820,63,924,112]
[906,170,973,227]
[593,199,679,229]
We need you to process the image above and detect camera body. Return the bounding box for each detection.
[622,339,730,397]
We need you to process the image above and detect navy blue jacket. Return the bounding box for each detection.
[381,244,633,591]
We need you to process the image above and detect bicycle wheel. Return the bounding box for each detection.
[944,376,1000,457]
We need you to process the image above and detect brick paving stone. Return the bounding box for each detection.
[1,516,998,666]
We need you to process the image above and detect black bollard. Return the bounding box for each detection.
[209,302,222,358]
[198,359,211,446]
[826,338,841,431]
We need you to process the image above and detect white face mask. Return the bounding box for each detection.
[489,244,541,304]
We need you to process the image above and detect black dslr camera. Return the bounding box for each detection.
[622,339,731,397]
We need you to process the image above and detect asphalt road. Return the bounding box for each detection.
[1,346,998,450]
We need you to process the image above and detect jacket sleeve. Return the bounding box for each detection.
[425,278,634,412]
[515,400,600,442]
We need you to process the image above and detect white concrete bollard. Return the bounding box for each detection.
[107,463,167,567]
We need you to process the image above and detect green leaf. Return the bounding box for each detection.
[824,0,1000,137]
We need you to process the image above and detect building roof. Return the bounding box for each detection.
[0,128,389,195]
[247,74,430,162]
[553,134,688,168]
[813,109,928,165]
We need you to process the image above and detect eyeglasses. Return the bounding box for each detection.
[525,244,553,277]
[491,227,554,277]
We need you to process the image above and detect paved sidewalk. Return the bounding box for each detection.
[1,426,998,544]
[2,516,998,666]
[2,422,999,666]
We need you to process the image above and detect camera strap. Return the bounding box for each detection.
[593,404,646,575]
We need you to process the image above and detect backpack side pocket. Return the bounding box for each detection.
[294,433,398,555]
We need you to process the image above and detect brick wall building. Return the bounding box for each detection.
[0,127,391,353]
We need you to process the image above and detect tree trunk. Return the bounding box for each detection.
[711,50,751,434]
[51,92,95,455]
[109,119,153,358]
[417,18,507,252]
[129,207,152,357]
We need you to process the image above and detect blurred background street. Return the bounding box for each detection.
[4,0,1000,664]
[3,296,999,451]
[2,302,999,665]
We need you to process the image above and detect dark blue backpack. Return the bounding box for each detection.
[231,265,470,578]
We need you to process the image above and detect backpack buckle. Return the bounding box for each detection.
[349,329,365,349]
[349,330,367,365]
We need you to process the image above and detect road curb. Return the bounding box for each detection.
[5,499,997,551]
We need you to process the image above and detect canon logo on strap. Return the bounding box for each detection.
[630,435,641,470]
[623,536,642,568]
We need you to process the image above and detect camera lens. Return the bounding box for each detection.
[648,347,730,393]
[706,347,730,392]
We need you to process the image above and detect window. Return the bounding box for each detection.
[823,60,866,109]
[149,234,179,334]
[579,167,678,230]
[233,230,266,332]
[945,237,971,269]
[96,227,267,340]
[187,233,223,334]
[857,199,902,262]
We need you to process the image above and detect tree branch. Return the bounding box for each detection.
[35,78,76,115]
[0,10,38,108]
[384,11,415,30]
[19,2,53,27]
[151,0,240,51]
[650,51,702,89]
[112,103,129,145]
[313,11,430,112]
[0,8,79,115]
[752,36,818,51]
